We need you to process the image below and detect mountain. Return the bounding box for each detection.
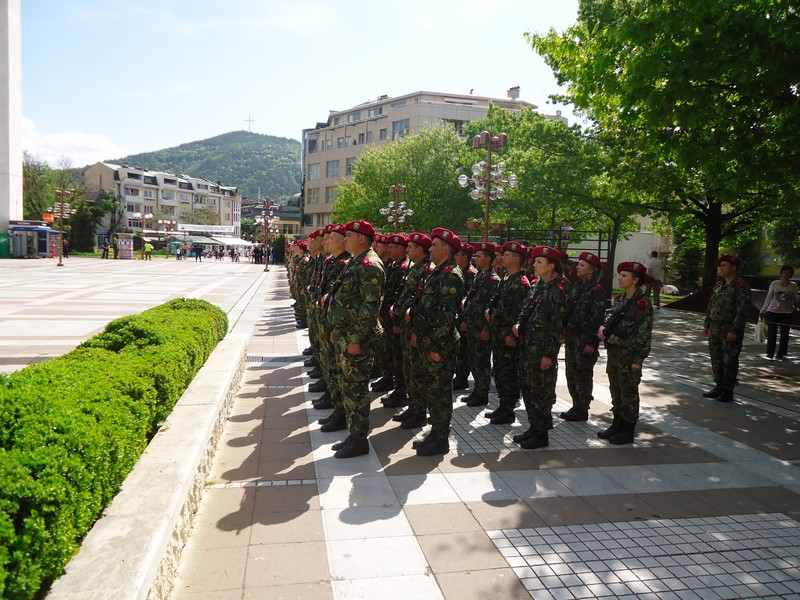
[105,130,302,200]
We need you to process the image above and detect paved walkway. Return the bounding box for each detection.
[172,266,800,600]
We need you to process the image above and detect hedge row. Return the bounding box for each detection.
[0,298,227,599]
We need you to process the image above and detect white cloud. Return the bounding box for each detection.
[21,117,130,168]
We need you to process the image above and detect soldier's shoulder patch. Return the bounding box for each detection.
[400,262,408,270]
[520,276,530,286]
[362,256,371,267]
[714,281,723,287]
[636,299,647,309]
[556,281,566,292]
[737,280,748,289]
[615,292,623,301]
[339,258,347,266]
[595,283,605,292]
[490,274,500,281]
[444,264,453,273]
[425,263,434,272]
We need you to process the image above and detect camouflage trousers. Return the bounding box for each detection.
[454,326,470,380]
[372,315,393,377]
[335,335,378,437]
[708,329,742,391]
[519,341,558,432]
[416,342,457,437]
[606,345,641,423]
[387,326,407,393]
[466,330,493,396]
[492,337,521,411]
[406,339,426,415]
[320,323,344,410]
[564,335,599,411]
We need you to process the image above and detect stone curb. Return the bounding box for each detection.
[46,333,249,599]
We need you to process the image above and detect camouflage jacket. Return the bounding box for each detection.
[488,270,531,341]
[605,291,653,364]
[464,267,501,332]
[410,259,464,354]
[564,277,606,349]
[393,258,434,328]
[704,277,751,336]
[328,248,385,345]
[462,264,478,296]
[517,277,568,359]
[380,257,410,318]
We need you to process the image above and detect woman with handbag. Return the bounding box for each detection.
[760,265,799,360]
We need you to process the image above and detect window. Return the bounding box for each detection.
[368,107,383,117]
[143,175,157,185]
[124,187,139,196]
[163,178,177,186]
[180,193,190,203]
[326,160,339,178]
[225,200,231,208]
[347,112,361,122]
[163,206,175,215]
[306,188,319,205]
[346,157,355,176]
[324,139,332,151]
[180,209,189,218]
[307,139,317,153]
[143,190,154,199]
[358,133,365,144]
[162,191,174,200]
[144,204,154,213]
[392,119,410,140]
[325,187,337,204]
[379,128,387,141]
[127,172,142,180]
[309,163,320,180]
[333,116,342,125]
[126,203,136,213]
[366,131,374,142]
[129,217,142,228]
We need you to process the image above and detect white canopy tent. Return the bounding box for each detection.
[210,236,253,247]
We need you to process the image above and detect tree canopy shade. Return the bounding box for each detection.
[529,0,800,285]
[332,125,476,232]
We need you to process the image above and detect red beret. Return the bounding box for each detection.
[473,242,495,254]
[408,232,432,250]
[617,261,647,275]
[460,243,474,254]
[297,240,308,250]
[308,229,322,239]
[345,220,376,240]
[323,223,337,234]
[530,245,564,262]
[500,241,528,257]
[329,224,347,236]
[718,254,740,268]
[431,227,462,251]
[578,251,603,270]
[374,234,386,244]
[387,234,408,246]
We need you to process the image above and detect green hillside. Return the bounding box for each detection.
[106,130,302,200]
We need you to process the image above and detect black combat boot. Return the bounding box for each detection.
[303,356,318,367]
[318,408,339,425]
[466,393,489,407]
[452,376,469,391]
[371,376,394,393]
[313,391,333,410]
[597,413,621,439]
[609,419,636,445]
[702,385,723,398]
[512,427,535,444]
[520,430,549,450]
[560,406,589,422]
[392,407,414,422]
[334,436,369,459]
[400,411,427,429]
[331,435,352,451]
[307,367,323,379]
[412,433,432,450]
[415,433,450,456]
[489,407,516,425]
[381,388,409,408]
[308,378,328,393]
[302,347,313,356]
[320,410,347,432]
[717,389,735,403]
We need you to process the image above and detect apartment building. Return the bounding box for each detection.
[301,88,552,232]
[83,162,242,235]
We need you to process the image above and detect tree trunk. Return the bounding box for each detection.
[702,201,723,288]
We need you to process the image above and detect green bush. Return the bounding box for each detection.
[0,299,227,599]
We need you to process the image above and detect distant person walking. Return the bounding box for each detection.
[644,251,664,308]
[760,265,798,360]
[101,239,110,259]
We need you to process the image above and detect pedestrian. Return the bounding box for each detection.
[326,220,385,459]
[144,241,154,260]
[759,264,798,360]
[703,254,751,403]
[101,238,109,259]
[485,242,531,425]
[461,242,501,407]
[644,251,664,308]
[407,228,464,456]
[560,251,607,422]
[512,246,568,449]
[597,261,653,444]
[63,238,70,258]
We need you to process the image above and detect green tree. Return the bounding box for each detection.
[333,124,475,232]
[767,219,800,265]
[22,152,54,219]
[192,205,221,225]
[96,189,126,239]
[240,217,255,240]
[529,0,800,287]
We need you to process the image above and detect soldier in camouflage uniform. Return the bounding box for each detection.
[560,251,607,422]
[305,230,325,380]
[326,220,385,458]
[371,233,395,392]
[461,242,501,406]
[317,225,352,423]
[378,234,411,406]
[512,246,568,449]
[453,243,477,391]
[485,242,531,425]
[391,233,433,420]
[309,225,337,408]
[598,262,654,444]
[293,240,312,328]
[407,228,464,455]
[703,254,751,403]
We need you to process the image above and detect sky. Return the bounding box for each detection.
[21,0,579,168]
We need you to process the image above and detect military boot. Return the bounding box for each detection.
[415,433,450,456]
[560,406,589,422]
[381,388,408,408]
[320,410,347,432]
[597,413,621,440]
[303,356,318,368]
[702,385,723,398]
[489,407,516,425]
[371,376,394,393]
[392,407,415,422]
[452,376,469,391]
[307,367,323,379]
[609,419,636,445]
[400,411,428,429]
[334,436,369,459]
[512,427,535,444]
[308,378,328,393]
[520,430,549,450]
[331,435,352,451]
[466,393,489,407]
[412,433,432,450]
[717,389,735,403]
[313,391,333,410]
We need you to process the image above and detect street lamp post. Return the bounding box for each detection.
[457,131,518,242]
[48,189,74,267]
[133,211,153,259]
[380,184,413,233]
[159,219,177,258]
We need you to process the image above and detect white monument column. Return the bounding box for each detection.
[1,0,23,232]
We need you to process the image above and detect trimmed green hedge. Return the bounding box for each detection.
[0,298,227,599]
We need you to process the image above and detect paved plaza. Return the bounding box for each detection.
[2,257,799,599]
